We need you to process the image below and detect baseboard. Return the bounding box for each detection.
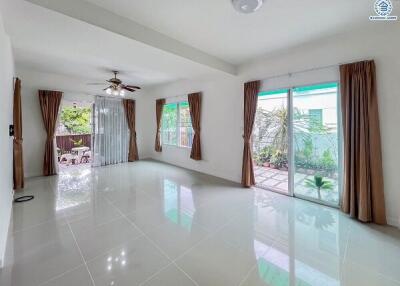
[387,216,400,229]
[142,158,242,186]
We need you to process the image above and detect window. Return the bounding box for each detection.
[161,101,193,148]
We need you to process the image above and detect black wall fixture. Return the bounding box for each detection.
[9,124,14,137]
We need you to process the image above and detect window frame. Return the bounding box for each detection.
[161,101,193,149]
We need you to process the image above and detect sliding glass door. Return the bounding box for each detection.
[253,83,342,207]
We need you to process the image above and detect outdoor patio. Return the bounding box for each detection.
[254,165,339,205]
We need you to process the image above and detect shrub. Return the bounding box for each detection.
[270,150,287,169]
[257,146,274,163]
[319,149,336,172]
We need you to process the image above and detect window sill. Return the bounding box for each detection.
[162,144,191,150]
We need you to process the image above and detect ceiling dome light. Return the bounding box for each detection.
[232,0,264,13]
[106,88,112,95]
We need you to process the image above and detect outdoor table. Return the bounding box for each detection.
[71,146,90,157]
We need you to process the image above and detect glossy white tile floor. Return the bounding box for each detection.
[1,160,400,286]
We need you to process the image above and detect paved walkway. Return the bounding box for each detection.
[254,166,289,194]
[254,166,339,205]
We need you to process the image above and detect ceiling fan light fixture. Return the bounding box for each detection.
[97,71,141,96]
[232,0,264,13]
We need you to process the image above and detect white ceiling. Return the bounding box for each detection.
[0,0,231,93]
[85,0,373,64]
[0,0,380,93]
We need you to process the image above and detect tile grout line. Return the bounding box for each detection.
[68,192,147,266]
[137,263,175,286]
[105,196,201,286]
[170,207,246,263]
[66,221,96,286]
[103,197,180,282]
[11,216,67,235]
[37,263,85,286]
[237,239,278,286]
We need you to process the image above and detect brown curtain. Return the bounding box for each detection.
[13,78,24,190]
[340,60,386,224]
[188,92,202,160]
[123,99,139,161]
[155,98,165,152]
[241,81,260,187]
[38,90,63,176]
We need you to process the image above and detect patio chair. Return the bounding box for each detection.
[80,150,91,163]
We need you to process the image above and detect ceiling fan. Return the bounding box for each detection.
[87,71,141,96]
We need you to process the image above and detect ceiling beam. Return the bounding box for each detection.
[25,0,237,75]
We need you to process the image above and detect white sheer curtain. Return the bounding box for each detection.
[92,96,129,167]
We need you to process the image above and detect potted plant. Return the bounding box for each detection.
[270,150,287,170]
[256,146,273,167]
[70,138,84,147]
[304,175,333,200]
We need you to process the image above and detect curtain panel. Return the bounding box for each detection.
[340,60,386,224]
[38,90,63,176]
[123,99,139,161]
[93,97,129,166]
[13,78,24,189]
[241,81,260,187]
[155,98,166,152]
[188,92,202,160]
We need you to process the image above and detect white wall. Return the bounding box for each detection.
[140,24,400,227]
[141,76,243,182]
[0,10,15,267]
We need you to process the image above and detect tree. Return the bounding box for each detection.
[254,106,327,154]
[60,107,91,134]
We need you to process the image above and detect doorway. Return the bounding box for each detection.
[253,83,342,207]
[56,100,93,171]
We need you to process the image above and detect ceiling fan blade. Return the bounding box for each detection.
[103,86,112,91]
[125,85,141,89]
[122,86,136,92]
[87,83,107,85]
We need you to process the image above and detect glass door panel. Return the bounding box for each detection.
[292,83,341,205]
[253,89,290,195]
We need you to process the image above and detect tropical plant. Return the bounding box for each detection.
[304,175,333,200]
[254,107,328,155]
[69,138,83,147]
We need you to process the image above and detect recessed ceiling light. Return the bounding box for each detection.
[232,0,264,13]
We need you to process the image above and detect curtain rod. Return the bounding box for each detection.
[259,58,374,81]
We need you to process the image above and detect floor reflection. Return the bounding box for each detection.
[255,240,339,286]
[55,165,92,211]
[6,162,399,286]
[163,179,196,230]
[251,189,344,286]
